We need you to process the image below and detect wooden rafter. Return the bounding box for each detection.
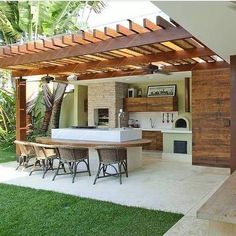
[58,61,229,81]
[0,26,192,68]
[12,48,215,77]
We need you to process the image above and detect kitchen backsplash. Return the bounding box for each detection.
[129,112,179,130]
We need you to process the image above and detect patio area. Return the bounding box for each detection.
[0,152,229,235]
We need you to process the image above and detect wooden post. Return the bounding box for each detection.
[230,56,236,173]
[15,77,27,143]
[185,77,190,112]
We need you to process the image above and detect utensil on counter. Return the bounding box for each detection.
[162,113,165,123]
[167,113,169,123]
[171,113,174,123]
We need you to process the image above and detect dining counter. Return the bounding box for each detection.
[36,137,151,172]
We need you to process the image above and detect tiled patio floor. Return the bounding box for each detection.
[0,153,229,235]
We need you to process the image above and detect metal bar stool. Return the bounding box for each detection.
[53,146,91,183]
[93,146,128,185]
[14,140,35,170]
[29,143,58,178]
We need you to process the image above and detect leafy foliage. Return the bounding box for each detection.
[0,1,105,45]
[0,88,16,147]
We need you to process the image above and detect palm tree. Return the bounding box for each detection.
[0,1,105,45]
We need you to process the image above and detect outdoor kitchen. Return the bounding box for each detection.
[64,72,192,158]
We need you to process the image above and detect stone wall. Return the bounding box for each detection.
[88,82,128,128]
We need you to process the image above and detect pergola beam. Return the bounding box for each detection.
[67,61,229,81]
[12,48,215,77]
[0,26,192,68]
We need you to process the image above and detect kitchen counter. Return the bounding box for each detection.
[52,127,142,142]
[161,129,192,134]
[38,129,150,172]
[142,128,162,131]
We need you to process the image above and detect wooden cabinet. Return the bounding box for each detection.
[142,131,163,151]
[124,98,147,112]
[146,97,178,112]
[124,97,178,112]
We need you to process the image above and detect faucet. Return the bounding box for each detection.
[118,109,125,128]
[150,118,155,128]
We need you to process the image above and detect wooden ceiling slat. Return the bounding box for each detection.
[94,53,115,60]
[19,44,35,54]
[119,48,143,56]
[77,56,97,62]
[185,38,204,48]
[143,18,161,31]
[53,36,68,47]
[156,16,173,29]
[128,20,149,33]
[27,42,41,52]
[183,58,197,64]
[12,48,215,77]
[172,39,194,49]
[200,56,215,63]
[3,47,14,56]
[72,34,90,45]
[10,45,22,55]
[110,50,134,57]
[116,24,135,36]
[130,46,152,55]
[43,39,62,49]
[141,45,161,54]
[101,51,124,58]
[83,54,107,61]
[104,27,122,38]
[161,41,184,51]
[62,35,77,46]
[82,31,101,43]
[93,29,111,40]
[152,43,173,52]
[35,40,50,51]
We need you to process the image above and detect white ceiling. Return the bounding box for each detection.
[71,71,191,85]
[154,1,236,63]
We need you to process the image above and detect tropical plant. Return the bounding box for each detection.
[0,88,16,147]
[0,1,105,45]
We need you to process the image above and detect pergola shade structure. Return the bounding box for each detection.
[0,16,229,80]
[0,16,230,147]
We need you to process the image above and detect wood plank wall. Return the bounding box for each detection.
[192,68,230,167]
[16,79,27,142]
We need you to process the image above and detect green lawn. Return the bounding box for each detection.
[0,146,16,163]
[0,184,183,236]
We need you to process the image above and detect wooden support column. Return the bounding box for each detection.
[231,55,236,173]
[185,77,190,112]
[15,78,27,143]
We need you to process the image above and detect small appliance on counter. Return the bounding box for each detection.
[128,119,140,128]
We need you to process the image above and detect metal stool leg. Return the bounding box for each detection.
[118,162,122,184]
[52,161,62,181]
[93,162,102,185]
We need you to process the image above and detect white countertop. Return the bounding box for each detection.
[142,128,162,131]
[161,129,192,134]
[141,128,192,134]
[51,128,142,142]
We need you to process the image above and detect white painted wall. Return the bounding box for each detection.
[154,1,236,63]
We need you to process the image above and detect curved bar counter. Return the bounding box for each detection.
[37,128,151,172]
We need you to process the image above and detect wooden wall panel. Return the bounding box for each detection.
[16,78,27,142]
[231,55,236,173]
[192,68,230,168]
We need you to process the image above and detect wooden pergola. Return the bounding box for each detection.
[0,16,229,142]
